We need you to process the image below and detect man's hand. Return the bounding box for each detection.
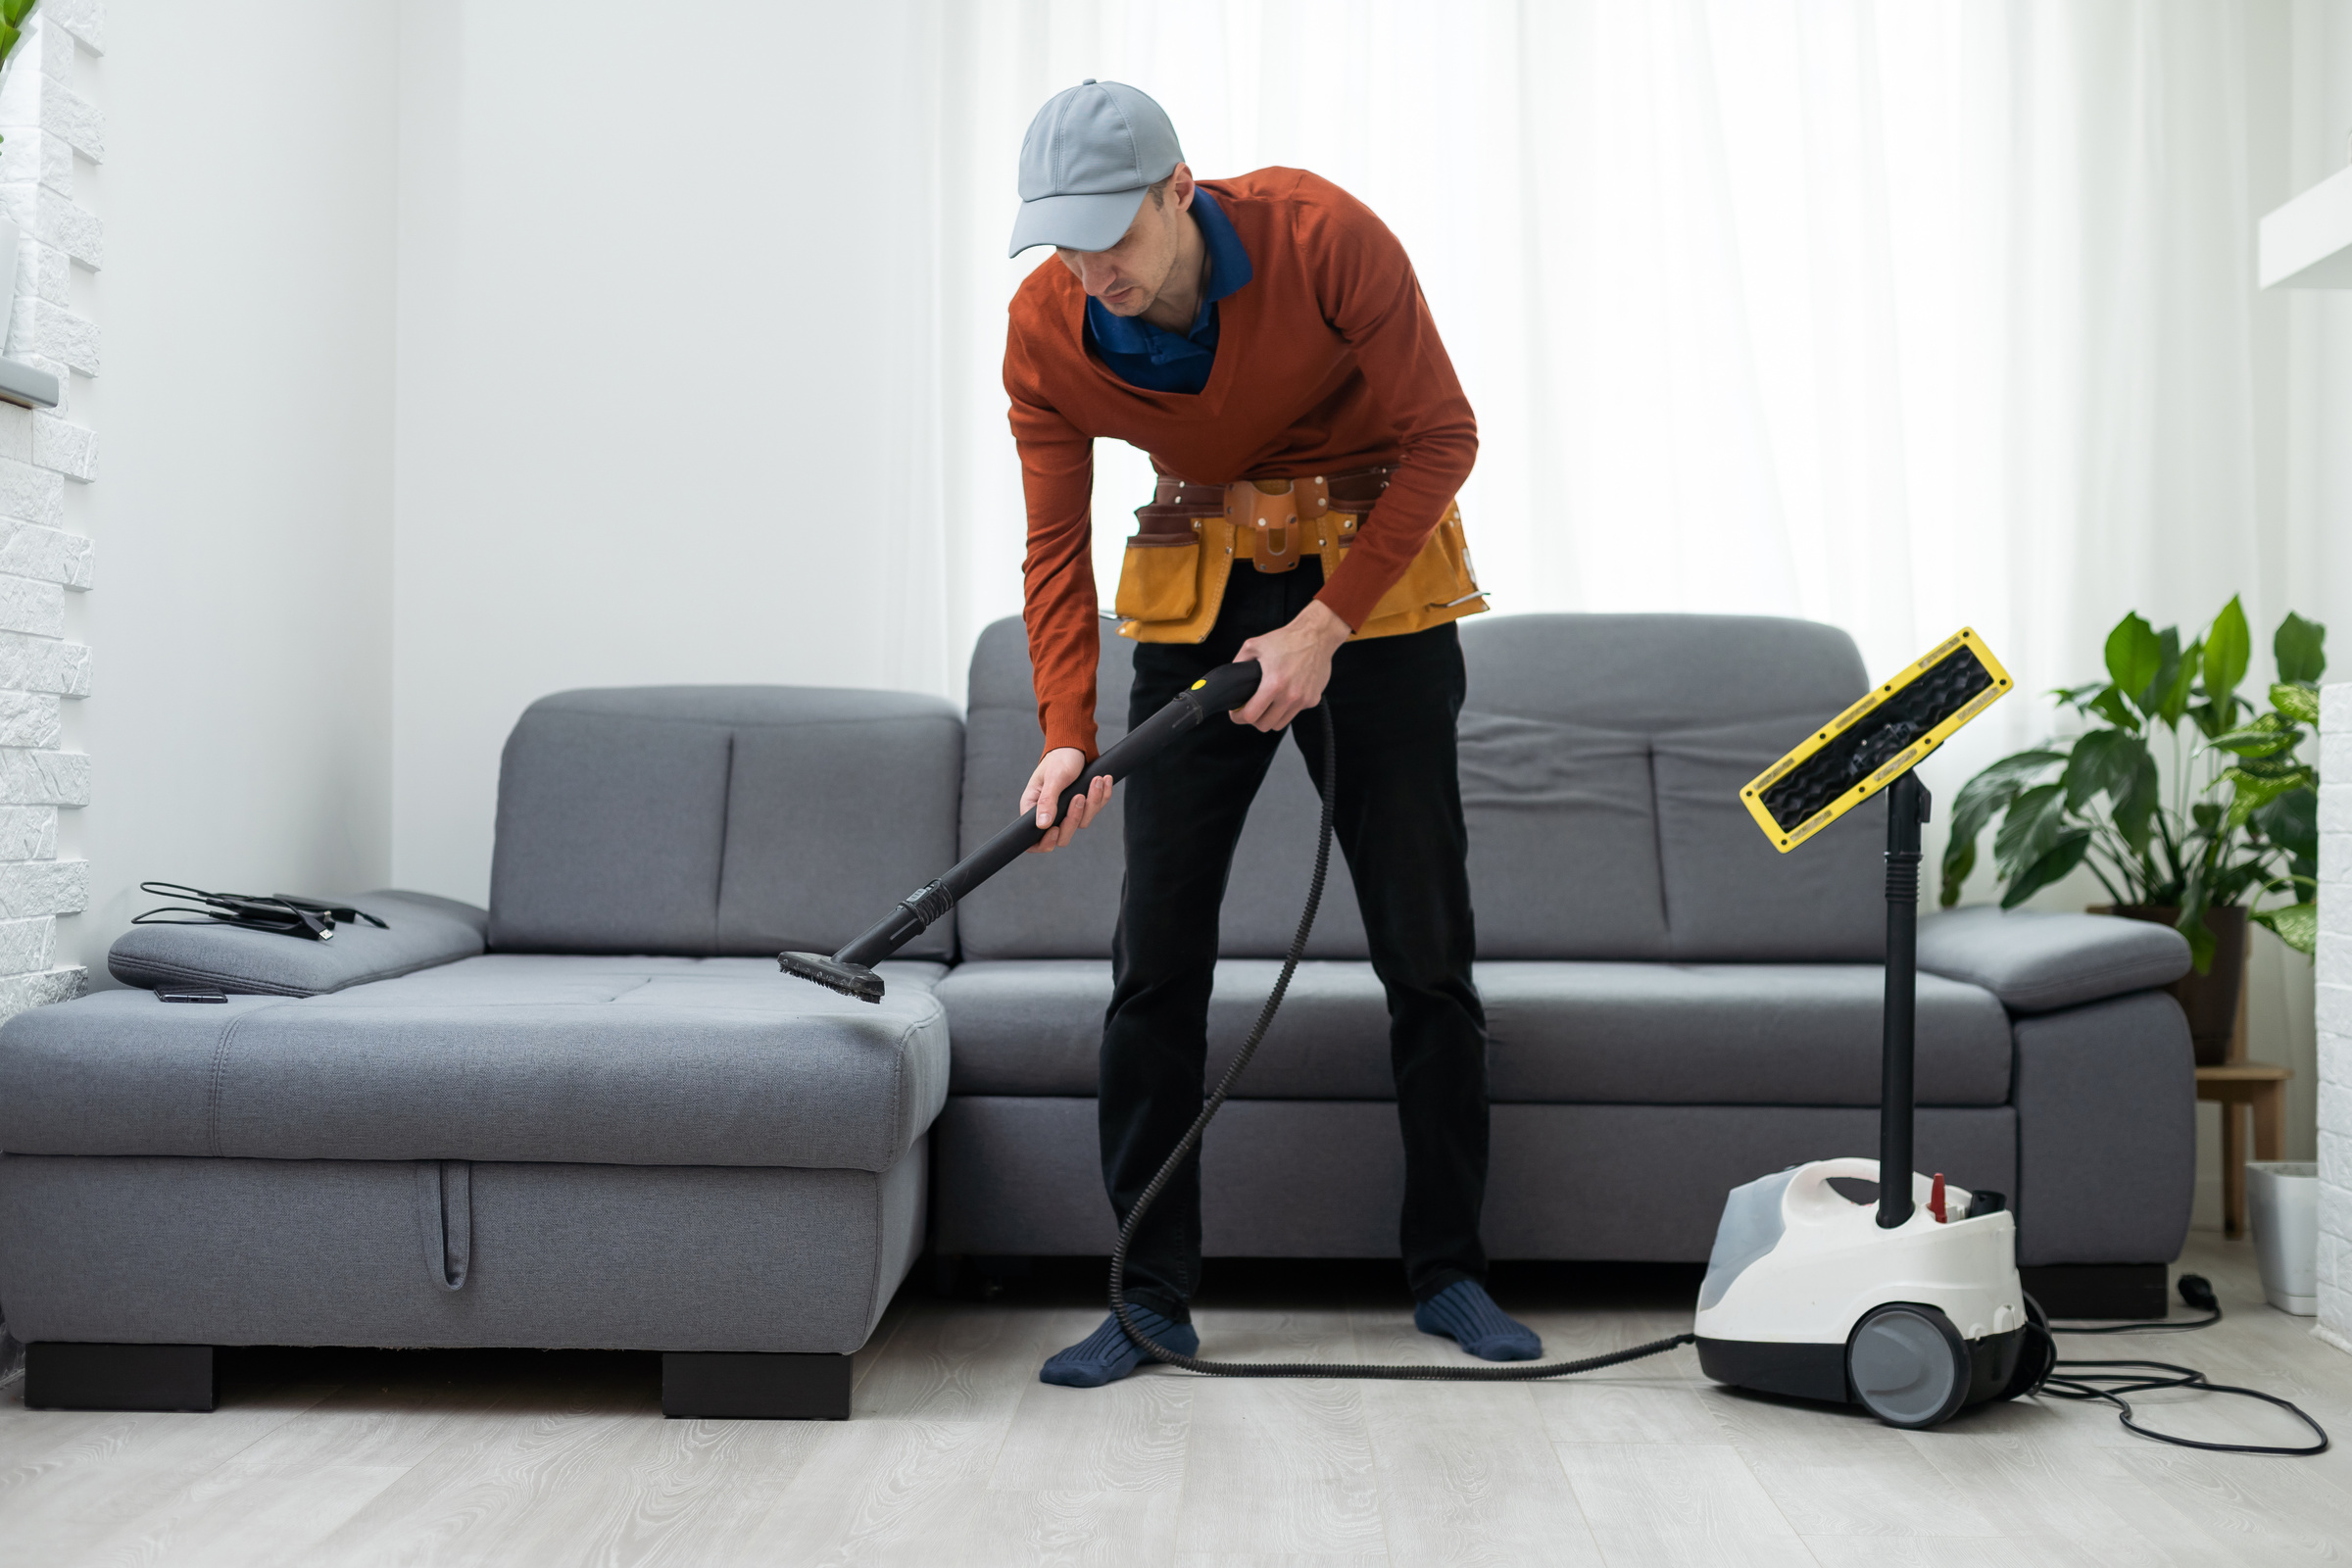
[1021,747,1113,853]
[1233,600,1351,731]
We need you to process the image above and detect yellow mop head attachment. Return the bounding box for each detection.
[1741,628,2012,852]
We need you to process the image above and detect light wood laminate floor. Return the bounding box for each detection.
[4,1232,2349,1566]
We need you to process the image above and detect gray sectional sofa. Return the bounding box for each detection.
[0,614,2196,1417]
[932,614,2195,1298]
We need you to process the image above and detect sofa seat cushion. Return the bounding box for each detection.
[0,956,949,1172]
[937,958,2013,1106]
[1480,962,2012,1105]
[938,959,1396,1099]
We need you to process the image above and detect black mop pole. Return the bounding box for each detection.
[783,661,1265,1001]
[1879,770,1929,1229]
[833,658,1263,970]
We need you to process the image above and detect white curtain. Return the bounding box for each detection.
[919,1,2294,821]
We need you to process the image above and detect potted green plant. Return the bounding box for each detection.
[1938,598,2325,1064]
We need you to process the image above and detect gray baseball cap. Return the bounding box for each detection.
[1007,79,1184,258]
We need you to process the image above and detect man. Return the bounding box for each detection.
[1004,80,1535,1388]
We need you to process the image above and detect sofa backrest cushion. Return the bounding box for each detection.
[488,687,964,958]
[1460,613,1885,961]
[958,612,1886,962]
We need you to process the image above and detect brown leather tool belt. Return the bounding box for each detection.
[1128,466,1397,570]
[1114,466,1485,645]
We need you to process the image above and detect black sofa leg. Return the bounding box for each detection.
[2019,1263,2171,1320]
[24,1343,216,1412]
[662,1351,851,1420]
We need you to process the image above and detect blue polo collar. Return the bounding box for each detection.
[1084,186,1252,377]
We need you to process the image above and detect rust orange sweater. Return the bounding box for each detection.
[1004,167,1478,758]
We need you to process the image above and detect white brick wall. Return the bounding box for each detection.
[0,13,99,1025]
[2318,682,2352,1354]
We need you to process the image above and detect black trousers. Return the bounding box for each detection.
[1102,560,1491,1323]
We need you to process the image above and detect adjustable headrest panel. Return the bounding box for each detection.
[1458,613,1886,961]
[488,686,964,958]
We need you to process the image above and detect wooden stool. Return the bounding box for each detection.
[2197,1063,2291,1238]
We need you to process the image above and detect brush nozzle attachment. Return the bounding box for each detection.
[778,951,885,1003]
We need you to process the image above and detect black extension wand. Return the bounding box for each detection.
[781,660,1264,1003]
[1878,769,1929,1229]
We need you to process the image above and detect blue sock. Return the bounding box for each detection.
[1039,1307,1199,1388]
[1414,1280,1542,1361]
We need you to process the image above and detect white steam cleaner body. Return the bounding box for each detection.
[1694,1157,2035,1427]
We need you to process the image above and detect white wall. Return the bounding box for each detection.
[389,0,953,904]
[0,7,105,1018]
[61,0,399,979]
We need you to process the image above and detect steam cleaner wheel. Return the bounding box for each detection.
[1847,1303,1972,1429]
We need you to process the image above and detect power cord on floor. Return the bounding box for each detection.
[2037,1275,2329,1455]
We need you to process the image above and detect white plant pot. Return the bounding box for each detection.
[2247,1160,2319,1315]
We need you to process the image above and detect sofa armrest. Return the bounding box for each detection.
[2012,990,2194,1266]
[107,890,487,997]
[1918,906,2190,1014]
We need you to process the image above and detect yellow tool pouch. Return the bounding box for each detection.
[1114,470,1486,645]
[1351,506,1483,641]
[1111,534,1205,624]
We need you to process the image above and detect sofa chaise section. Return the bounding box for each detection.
[0,958,945,1356]
[0,686,964,1417]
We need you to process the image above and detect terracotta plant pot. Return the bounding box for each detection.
[2101,904,2247,1066]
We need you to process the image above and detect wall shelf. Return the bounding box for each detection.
[2261,163,2352,289]
[0,358,58,410]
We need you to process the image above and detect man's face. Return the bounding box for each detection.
[1056,169,1192,318]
